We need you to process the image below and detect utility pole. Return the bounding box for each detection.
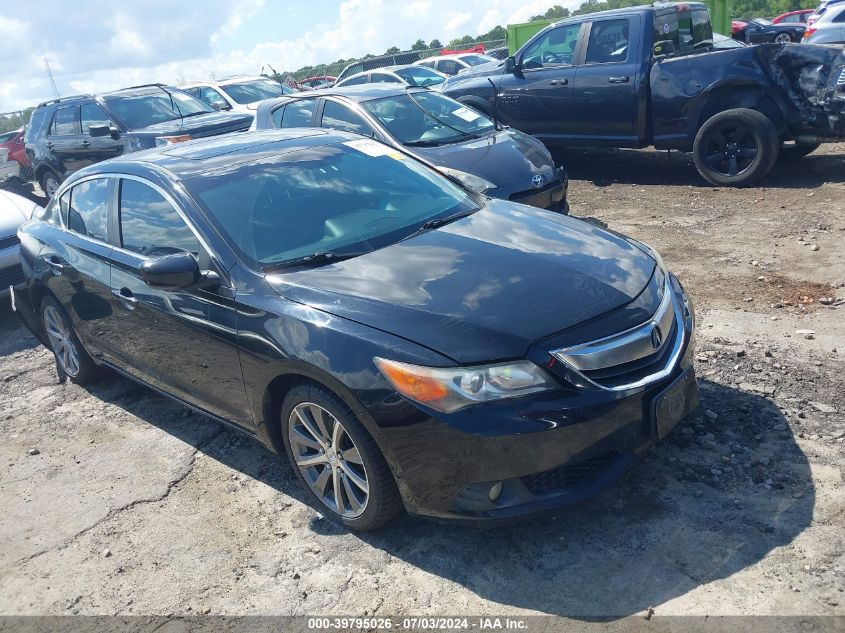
[44,58,59,98]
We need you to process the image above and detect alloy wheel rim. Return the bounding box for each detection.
[43,305,80,377]
[44,177,59,198]
[774,33,791,43]
[702,122,758,177]
[288,402,369,518]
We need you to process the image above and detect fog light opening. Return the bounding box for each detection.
[489,481,503,502]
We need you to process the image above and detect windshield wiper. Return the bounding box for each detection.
[265,250,370,270]
[405,132,475,147]
[401,209,476,242]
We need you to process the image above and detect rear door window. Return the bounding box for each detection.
[321,101,375,136]
[119,179,199,256]
[67,178,110,241]
[585,19,631,64]
[49,106,79,137]
[437,59,462,75]
[279,98,318,127]
[370,72,401,83]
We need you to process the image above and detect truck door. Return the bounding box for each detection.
[497,21,586,136]
[569,15,642,146]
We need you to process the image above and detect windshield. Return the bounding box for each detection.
[222,78,292,104]
[185,139,478,268]
[394,67,445,87]
[362,92,494,146]
[750,18,772,25]
[104,89,213,129]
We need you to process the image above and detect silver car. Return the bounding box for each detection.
[803,3,845,45]
[1,190,42,298]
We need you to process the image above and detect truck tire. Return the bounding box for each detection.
[693,108,779,187]
[778,142,821,161]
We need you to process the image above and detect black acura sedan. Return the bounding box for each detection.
[14,130,697,530]
[251,85,568,213]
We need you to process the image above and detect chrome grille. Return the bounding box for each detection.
[550,280,686,391]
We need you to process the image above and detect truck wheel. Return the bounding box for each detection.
[779,142,820,161]
[693,108,779,187]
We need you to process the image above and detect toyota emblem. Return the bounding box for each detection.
[531,174,544,189]
[650,325,664,350]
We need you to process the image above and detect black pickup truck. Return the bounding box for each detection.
[442,2,845,186]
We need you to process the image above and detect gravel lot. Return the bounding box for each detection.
[0,145,843,620]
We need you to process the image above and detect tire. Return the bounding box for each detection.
[40,295,100,385]
[280,382,402,531]
[39,170,61,199]
[693,108,779,187]
[774,33,792,44]
[778,142,821,161]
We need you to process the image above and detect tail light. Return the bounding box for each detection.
[803,28,816,39]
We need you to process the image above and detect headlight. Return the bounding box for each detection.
[155,134,193,146]
[374,357,556,413]
[436,166,497,194]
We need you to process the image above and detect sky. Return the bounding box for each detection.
[0,0,581,112]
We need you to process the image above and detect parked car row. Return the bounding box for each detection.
[730,2,845,46]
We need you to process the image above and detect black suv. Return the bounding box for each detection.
[24,84,253,197]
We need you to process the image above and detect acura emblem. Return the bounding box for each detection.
[650,325,664,350]
[531,174,544,189]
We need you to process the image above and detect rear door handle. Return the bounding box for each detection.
[45,257,64,275]
[608,76,630,83]
[111,288,138,310]
[46,142,54,149]
[549,78,569,86]
[81,141,90,148]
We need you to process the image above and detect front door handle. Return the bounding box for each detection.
[549,78,569,86]
[81,141,90,148]
[44,257,64,276]
[111,288,138,310]
[46,142,54,149]
[608,76,630,83]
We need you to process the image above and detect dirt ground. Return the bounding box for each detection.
[0,144,843,621]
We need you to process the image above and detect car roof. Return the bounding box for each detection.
[70,129,363,180]
[262,83,426,106]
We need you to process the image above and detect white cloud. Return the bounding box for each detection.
[0,0,583,111]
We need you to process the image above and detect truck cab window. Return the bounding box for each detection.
[585,19,630,64]
[521,23,582,69]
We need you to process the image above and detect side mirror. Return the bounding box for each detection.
[89,124,121,140]
[210,100,231,111]
[652,40,677,57]
[140,252,201,290]
[505,56,518,73]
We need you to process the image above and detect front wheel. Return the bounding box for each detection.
[693,108,779,186]
[41,296,100,384]
[39,171,61,198]
[774,33,792,44]
[281,383,402,531]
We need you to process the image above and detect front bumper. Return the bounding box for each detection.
[368,276,696,523]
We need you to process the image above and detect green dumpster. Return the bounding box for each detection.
[704,0,732,36]
[506,19,553,55]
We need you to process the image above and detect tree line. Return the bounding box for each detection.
[284,0,817,79]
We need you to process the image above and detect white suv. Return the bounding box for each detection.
[803,3,845,45]
[181,76,295,113]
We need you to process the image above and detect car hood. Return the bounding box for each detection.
[410,129,558,195]
[266,201,655,364]
[445,62,506,85]
[0,190,41,237]
[130,111,253,136]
